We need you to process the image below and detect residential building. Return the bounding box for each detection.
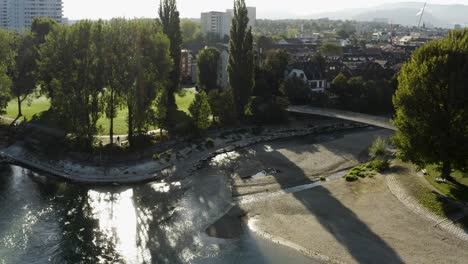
[201,7,256,39]
[0,0,63,31]
[200,11,231,39]
[181,50,194,84]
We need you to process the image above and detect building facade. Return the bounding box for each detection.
[201,7,256,39]
[0,0,63,31]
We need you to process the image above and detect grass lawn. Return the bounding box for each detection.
[3,89,196,135]
[5,96,51,120]
[425,165,468,202]
[393,161,460,217]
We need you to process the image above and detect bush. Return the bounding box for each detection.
[369,158,390,172]
[320,176,326,181]
[152,153,161,160]
[205,137,215,148]
[280,77,311,105]
[344,174,358,182]
[369,137,389,159]
[244,96,288,124]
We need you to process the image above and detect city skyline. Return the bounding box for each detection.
[63,0,468,20]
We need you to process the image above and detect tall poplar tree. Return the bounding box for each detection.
[159,0,182,128]
[228,0,254,119]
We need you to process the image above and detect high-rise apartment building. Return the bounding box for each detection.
[201,7,256,39]
[0,0,63,31]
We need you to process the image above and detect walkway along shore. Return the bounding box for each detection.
[0,122,369,185]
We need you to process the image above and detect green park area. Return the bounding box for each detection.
[3,89,196,135]
[425,165,468,202]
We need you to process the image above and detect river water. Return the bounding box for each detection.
[0,165,316,264]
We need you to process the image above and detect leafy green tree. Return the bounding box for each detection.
[228,0,255,119]
[393,29,468,179]
[280,76,310,105]
[159,0,183,128]
[256,35,274,53]
[244,96,288,124]
[10,33,36,119]
[197,48,220,92]
[264,49,289,96]
[189,91,212,131]
[38,21,104,147]
[181,19,202,45]
[320,42,343,57]
[0,29,14,115]
[103,19,126,144]
[208,89,236,125]
[126,20,172,144]
[31,17,58,44]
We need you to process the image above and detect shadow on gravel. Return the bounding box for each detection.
[260,133,404,263]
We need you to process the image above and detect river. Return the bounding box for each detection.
[0,165,316,264]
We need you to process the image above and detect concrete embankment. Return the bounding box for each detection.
[0,122,369,185]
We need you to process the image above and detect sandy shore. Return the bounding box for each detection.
[205,128,468,263]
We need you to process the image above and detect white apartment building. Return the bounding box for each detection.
[201,7,256,39]
[200,11,231,39]
[0,0,63,31]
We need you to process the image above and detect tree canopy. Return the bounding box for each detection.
[393,29,468,179]
[197,48,220,92]
[228,0,254,119]
[0,29,14,115]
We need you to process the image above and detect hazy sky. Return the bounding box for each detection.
[63,0,468,20]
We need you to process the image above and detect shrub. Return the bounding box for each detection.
[369,158,390,172]
[320,176,326,181]
[244,96,288,124]
[369,137,389,159]
[205,137,215,148]
[344,174,358,182]
[152,153,161,160]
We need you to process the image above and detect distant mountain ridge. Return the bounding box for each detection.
[303,2,468,28]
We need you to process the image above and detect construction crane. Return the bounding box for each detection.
[417,2,427,28]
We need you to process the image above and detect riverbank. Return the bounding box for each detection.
[0,121,368,184]
[199,128,468,263]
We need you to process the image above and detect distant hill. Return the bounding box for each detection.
[303,2,468,28]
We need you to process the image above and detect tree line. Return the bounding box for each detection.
[0,3,182,149]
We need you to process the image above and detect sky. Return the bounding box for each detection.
[63,0,468,20]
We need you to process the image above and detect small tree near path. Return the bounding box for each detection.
[189,91,212,132]
[392,29,468,180]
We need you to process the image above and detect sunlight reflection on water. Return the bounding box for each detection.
[87,189,149,263]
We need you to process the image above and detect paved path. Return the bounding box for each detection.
[287,105,396,131]
[386,172,468,242]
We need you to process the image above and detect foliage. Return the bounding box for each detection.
[368,159,390,172]
[320,42,343,57]
[0,29,14,115]
[10,33,37,118]
[159,0,183,127]
[344,159,389,182]
[330,72,394,113]
[280,76,310,105]
[392,29,468,179]
[189,91,212,131]
[205,137,215,148]
[197,48,220,92]
[425,165,468,202]
[181,19,202,45]
[37,19,172,148]
[258,49,289,98]
[208,89,237,125]
[244,96,288,124]
[369,137,390,159]
[228,0,255,119]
